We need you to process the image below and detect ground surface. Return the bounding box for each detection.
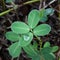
[0,0,60,60]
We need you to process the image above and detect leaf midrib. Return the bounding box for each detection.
[30,13,35,28]
[12,43,19,56]
[34,28,48,34]
[13,26,29,31]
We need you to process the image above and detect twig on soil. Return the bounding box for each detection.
[0,0,40,16]
[11,2,20,20]
[43,0,57,8]
[49,5,60,20]
[0,38,8,47]
[11,58,14,60]
[39,0,43,10]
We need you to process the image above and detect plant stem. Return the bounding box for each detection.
[22,0,39,5]
[59,58,60,60]
[0,0,40,16]
[0,8,13,16]
[34,35,42,49]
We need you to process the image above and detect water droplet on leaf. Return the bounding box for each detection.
[23,35,30,41]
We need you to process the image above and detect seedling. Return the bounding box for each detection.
[5,8,58,60]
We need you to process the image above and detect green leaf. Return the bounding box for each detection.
[32,41,38,51]
[19,32,33,47]
[40,47,57,60]
[45,8,54,15]
[28,9,40,29]
[50,53,56,58]
[43,42,50,48]
[6,0,15,3]
[11,21,30,34]
[39,9,46,17]
[8,42,21,58]
[32,52,55,60]
[5,31,20,42]
[31,51,55,60]
[43,53,55,60]
[23,44,38,56]
[41,47,52,54]
[51,46,58,52]
[32,55,40,60]
[40,16,48,22]
[33,24,51,36]
[39,9,48,22]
